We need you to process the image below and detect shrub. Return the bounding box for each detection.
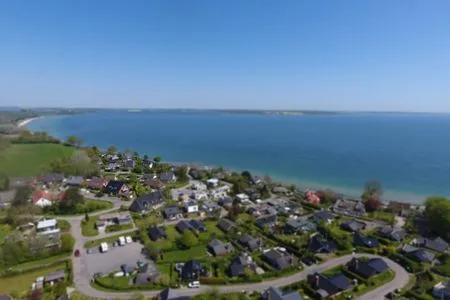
[199,276,227,285]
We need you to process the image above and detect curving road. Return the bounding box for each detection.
[64,199,409,300]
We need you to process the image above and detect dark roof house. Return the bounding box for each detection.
[104,180,129,195]
[188,219,206,232]
[312,211,334,224]
[162,205,180,220]
[354,232,380,248]
[66,176,84,186]
[255,214,277,229]
[284,219,317,234]
[145,179,166,190]
[129,191,165,213]
[340,220,366,232]
[148,227,167,241]
[176,220,192,233]
[158,288,191,300]
[217,219,237,233]
[207,239,234,256]
[401,245,435,263]
[238,234,261,252]
[262,287,302,300]
[347,257,389,278]
[42,173,64,184]
[160,172,176,183]
[262,249,295,270]
[307,273,351,298]
[416,236,449,253]
[87,177,108,190]
[44,270,65,284]
[378,226,406,242]
[309,235,337,253]
[181,260,204,282]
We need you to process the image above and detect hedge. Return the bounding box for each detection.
[199,276,227,285]
[341,266,368,284]
[389,253,423,273]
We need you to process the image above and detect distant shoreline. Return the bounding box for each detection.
[17,117,43,128]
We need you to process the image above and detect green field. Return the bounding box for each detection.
[0,224,12,244]
[9,253,70,272]
[0,261,67,295]
[0,143,75,176]
[81,216,99,237]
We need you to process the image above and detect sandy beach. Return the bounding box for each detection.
[17,117,40,128]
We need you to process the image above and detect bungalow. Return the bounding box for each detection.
[201,201,219,213]
[184,201,199,213]
[415,236,449,253]
[307,272,351,299]
[105,162,120,172]
[44,270,65,285]
[176,220,192,233]
[312,211,334,224]
[148,227,167,241]
[217,218,237,233]
[308,235,337,253]
[123,159,136,169]
[188,219,206,232]
[284,219,317,234]
[228,254,261,278]
[32,191,55,208]
[160,172,176,183]
[36,219,59,235]
[207,239,234,256]
[250,176,262,185]
[262,287,302,300]
[401,244,435,263]
[190,191,208,201]
[129,191,164,214]
[144,179,166,190]
[378,226,406,242]
[65,176,84,186]
[262,248,296,270]
[206,178,219,187]
[163,205,181,220]
[41,173,64,185]
[238,234,262,252]
[354,232,380,248]
[255,214,277,229]
[98,212,132,226]
[87,177,108,190]
[340,220,366,232]
[347,257,389,278]
[180,260,204,282]
[432,281,450,300]
[333,198,366,216]
[104,180,130,195]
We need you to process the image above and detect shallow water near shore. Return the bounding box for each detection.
[27,111,450,204]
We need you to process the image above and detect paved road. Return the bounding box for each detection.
[65,198,409,299]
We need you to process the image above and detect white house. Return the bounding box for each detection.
[206,178,219,187]
[36,219,60,235]
[32,191,54,208]
[184,201,199,213]
[190,191,208,201]
[236,193,250,202]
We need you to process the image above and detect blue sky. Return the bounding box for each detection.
[1,0,449,111]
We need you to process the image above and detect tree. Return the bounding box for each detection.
[107,146,117,155]
[60,187,84,213]
[365,197,381,212]
[180,230,198,249]
[143,154,149,161]
[241,170,252,181]
[362,180,383,200]
[425,196,450,239]
[145,242,160,261]
[174,166,189,183]
[153,156,161,163]
[12,186,33,207]
[85,212,90,221]
[66,135,82,147]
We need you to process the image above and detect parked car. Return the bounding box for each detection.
[188,281,200,288]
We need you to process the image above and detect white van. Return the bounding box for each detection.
[188,281,200,288]
[118,236,126,246]
[100,242,108,253]
[126,236,132,243]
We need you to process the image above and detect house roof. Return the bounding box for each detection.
[158,288,191,300]
[255,214,277,228]
[44,270,65,282]
[88,177,107,188]
[148,227,167,241]
[37,219,57,229]
[105,180,126,192]
[354,232,380,248]
[262,249,291,270]
[263,287,303,300]
[32,191,55,203]
[418,236,449,253]
[42,173,64,183]
[181,260,202,280]
[239,234,260,251]
[285,219,316,232]
[188,219,205,231]
[160,171,176,182]
[309,235,337,253]
[176,220,192,233]
[129,191,164,212]
[341,220,365,232]
[144,179,165,189]
[313,211,334,222]
[208,239,227,256]
[348,258,389,278]
[66,176,84,185]
[308,273,350,296]
[217,219,237,232]
[379,226,406,241]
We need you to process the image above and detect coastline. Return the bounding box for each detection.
[17,117,42,128]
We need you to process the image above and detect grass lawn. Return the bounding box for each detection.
[0,223,12,244]
[84,231,138,248]
[9,253,70,271]
[57,220,71,232]
[106,223,134,233]
[133,213,163,228]
[0,143,75,176]
[367,211,395,223]
[81,216,99,237]
[434,256,450,276]
[198,220,225,242]
[0,261,67,295]
[354,270,396,296]
[162,244,208,262]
